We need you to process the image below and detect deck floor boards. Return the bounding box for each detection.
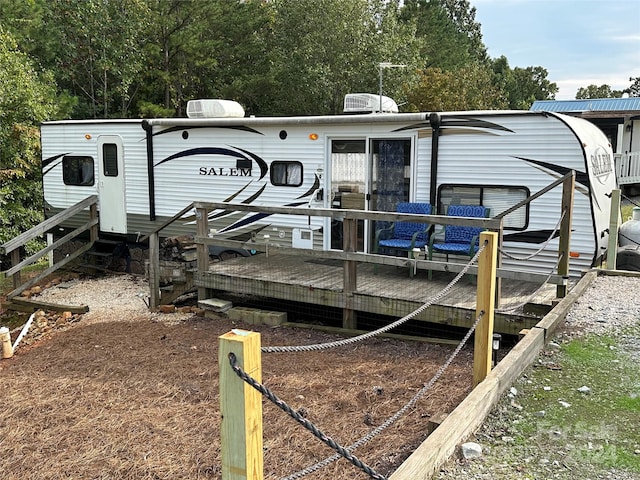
[196,252,564,334]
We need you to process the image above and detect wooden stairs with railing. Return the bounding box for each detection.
[78,238,131,274]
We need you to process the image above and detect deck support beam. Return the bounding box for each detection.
[342,218,358,329]
[556,171,575,298]
[196,207,210,302]
[473,232,498,387]
[606,188,621,270]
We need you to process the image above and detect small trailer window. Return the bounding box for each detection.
[102,143,119,177]
[62,156,95,186]
[271,161,302,186]
[438,184,529,230]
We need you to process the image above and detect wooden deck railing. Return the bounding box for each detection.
[615,151,640,186]
[0,195,99,299]
[143,173,576,312]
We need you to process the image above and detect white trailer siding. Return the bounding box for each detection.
[412,112,615,277]
[41,111,614,277]
[41,120,146,232]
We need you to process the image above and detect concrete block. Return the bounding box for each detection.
[198,298,233,313]
[260,311,287,326]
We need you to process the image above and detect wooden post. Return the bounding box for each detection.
[219,330,263,480]
[473,231,498,387]
[89,202,99,243]
[196,207,209,301]
[556,171,575,298]
[1,327,14,359]
[149,232,160,309]
[607,189,621,270]
[11,248,20,290]
[495,217,503,307]
[342,217,357,329]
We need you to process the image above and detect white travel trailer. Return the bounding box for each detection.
[41,103,617,276]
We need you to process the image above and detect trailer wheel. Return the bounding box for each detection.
[218,250,240,261]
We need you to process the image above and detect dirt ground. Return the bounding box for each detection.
[0,275,474,480]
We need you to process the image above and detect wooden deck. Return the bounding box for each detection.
[194,251,564,335]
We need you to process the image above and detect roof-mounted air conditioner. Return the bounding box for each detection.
[186,99,245,118]
[343,93,398,114]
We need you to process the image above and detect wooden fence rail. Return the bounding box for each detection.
[0,195,98,299]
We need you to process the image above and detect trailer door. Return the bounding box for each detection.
[329,137,411,251]
[97,135,127,234]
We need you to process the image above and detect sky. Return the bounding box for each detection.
[472,0,640,100]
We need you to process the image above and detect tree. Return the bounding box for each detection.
[405,65,507,111]
[490,57,557,109]
[399,0,487,70]
[0,29,57,258]
[138,0,273,117]
[576,84,624,99]
[267,0,422,115]
[626,76,640,97]
[45,0,152,118]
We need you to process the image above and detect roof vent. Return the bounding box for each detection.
[343,93,398,114]
[186,99,245,118]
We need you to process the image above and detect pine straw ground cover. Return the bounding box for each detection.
[0,278,474,480]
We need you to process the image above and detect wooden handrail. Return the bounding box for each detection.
[493,171,574,220]
[138,202,194,244]
[1,195,98,255]
[192,201,501,230]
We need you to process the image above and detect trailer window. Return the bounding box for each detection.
[62,156,95,186]
[271,161,302,186]
[438,185,529,230]
[102,143,119,177]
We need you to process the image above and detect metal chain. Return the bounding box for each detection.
[498,210,566,261]
[621,192,640,209]
[228,353,388,480]
[282,310,485,480]
[618,231,640,247]
[616,192,640,246]
[496,252,564,314]
[262,242,487,353]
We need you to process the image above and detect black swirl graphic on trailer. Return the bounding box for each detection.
[392,117,516,134]
[42,153,69,176]
[152,125,264,137]
[296,174,320,199]
[155,146,269,180]
[219,201,309,233]
[208,184,268,221]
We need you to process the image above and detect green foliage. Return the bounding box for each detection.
[627,76,640,97]
[576,84,624,99]
[267,0,421,115]
[400,0,487,70]
[2,0,562,118]
[136,101,177,119]
[490,56,558,109]
[43,0,152,118]
[405,65,507,111]
[0,28,56,256]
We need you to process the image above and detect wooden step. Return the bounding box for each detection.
[86,251,113,257]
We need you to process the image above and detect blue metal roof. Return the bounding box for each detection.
[531,97,640,113]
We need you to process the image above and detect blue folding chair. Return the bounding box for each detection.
[428,205,489,280]
[374,202,432,276]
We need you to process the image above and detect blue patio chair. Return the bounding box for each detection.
[427,204,489,280]
[374,202,432,276]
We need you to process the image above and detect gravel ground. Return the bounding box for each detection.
[436,273,640,480]
[33,274,193,326]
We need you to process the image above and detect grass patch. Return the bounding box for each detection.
[621,203,635,221]
[510,332,640,475]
